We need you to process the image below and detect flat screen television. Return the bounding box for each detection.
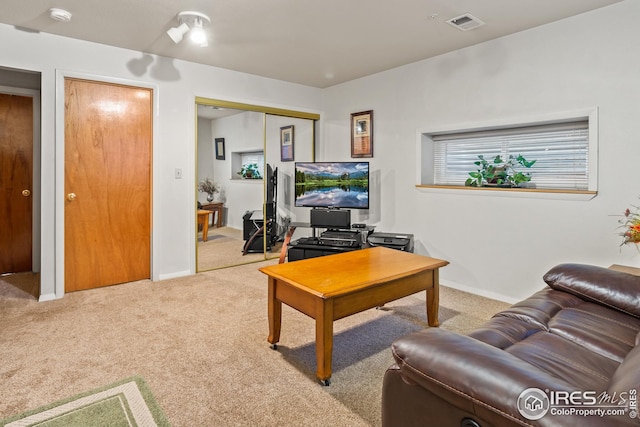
[294,161,369,209]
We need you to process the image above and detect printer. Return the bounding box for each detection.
[367,232,414,253]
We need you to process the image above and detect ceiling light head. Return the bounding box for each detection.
[167,11,211,47]
[49,8,72,22]
[189,18,208,47]
[167,22,189,43]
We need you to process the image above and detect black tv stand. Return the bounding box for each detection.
[287,226,374,262]
[287,237,362,261]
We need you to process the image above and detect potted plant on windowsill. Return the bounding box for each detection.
[465,154,536,188]
[237,163,262,179]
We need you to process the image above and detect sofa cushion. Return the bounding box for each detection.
[468,288,581,349]
[468,292,640,393]
[543,263,640,318]
[471,287,640,363]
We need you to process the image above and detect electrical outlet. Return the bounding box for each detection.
[175,168,183,179]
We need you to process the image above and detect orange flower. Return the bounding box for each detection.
[618,200,640,247]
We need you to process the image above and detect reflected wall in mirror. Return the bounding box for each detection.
[265,114,316,233]
[196,99,318,272]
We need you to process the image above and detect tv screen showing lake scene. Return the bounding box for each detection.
[294,162,369,209]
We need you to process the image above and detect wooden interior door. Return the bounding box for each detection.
[64,78,152,292]
[0,93,33,274]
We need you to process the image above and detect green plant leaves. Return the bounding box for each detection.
[464,154,534,187]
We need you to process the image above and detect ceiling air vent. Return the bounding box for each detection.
[446,13,485,31]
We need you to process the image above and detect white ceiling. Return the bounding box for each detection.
[0,0,622,88]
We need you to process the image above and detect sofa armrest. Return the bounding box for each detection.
[391,328,613,427]
[390,328,639,426]
[543,263,640,318]
[392,329,566,417]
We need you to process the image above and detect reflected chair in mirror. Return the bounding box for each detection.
[242,164,279,254]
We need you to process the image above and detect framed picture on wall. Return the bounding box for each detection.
[215,137,225,160]
[280,125,294,161]
[351,110,373,158]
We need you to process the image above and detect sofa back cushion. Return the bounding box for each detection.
[543,263,640,318]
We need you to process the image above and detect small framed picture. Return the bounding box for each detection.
[280,125,294,162]
[351,110,373,158]
[215,137,225,160]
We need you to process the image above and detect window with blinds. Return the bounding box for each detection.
[240,151,265,177]
[432,121,589,190]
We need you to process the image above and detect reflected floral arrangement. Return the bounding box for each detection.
[198,177,220,201]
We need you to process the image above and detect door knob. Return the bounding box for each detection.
[22,189,31,197]
[67,193,77,201]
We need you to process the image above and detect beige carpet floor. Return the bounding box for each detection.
[0,260,510,426]
[197,226,282,271]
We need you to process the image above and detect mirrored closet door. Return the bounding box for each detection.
[195,98,319,272]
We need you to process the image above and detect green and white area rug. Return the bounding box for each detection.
[0,377,170,427]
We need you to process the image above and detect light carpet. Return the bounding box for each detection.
[197,226,281,271]
[0,259,511,426]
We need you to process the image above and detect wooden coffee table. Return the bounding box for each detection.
[258,246,448,385]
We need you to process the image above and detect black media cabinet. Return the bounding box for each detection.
[286,229,415,262]
[287,237,361,261]
[287,228,370,261]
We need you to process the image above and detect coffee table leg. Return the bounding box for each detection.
[426,268,440,327]
[268,278,282,347]
[202,215,209,242]
[315,299,333,385]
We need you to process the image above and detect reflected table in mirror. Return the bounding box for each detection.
[201,202,224,227]
[197,210,212,242]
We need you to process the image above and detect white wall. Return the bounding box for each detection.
[210,111,264,229]
[4,1,637,303]
[321,1,640,302]
[264,115,315,226]
[0,23,322,300]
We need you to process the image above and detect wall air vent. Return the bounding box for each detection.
[445,13,485,31]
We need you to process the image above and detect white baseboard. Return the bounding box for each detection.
[440,279,520,305]
[38,293,59,302]
[157,270,192,281]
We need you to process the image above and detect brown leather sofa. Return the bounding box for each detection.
[382,263,640,427]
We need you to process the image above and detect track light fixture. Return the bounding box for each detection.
[167,11,211,47]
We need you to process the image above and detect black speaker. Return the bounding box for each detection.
[310,209,350,229]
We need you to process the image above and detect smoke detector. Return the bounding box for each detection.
[446,13,485,31]
[49,8,72,23]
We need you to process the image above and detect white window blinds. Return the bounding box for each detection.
[432,121,589,190]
